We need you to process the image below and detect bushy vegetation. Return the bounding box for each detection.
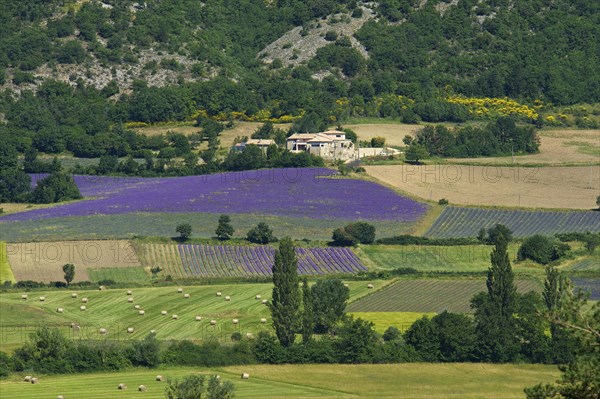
[518,235,570,264]
[331,222,376,246]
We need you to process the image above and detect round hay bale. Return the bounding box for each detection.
[343,283,349,288]
[216,291,222,297]
[70,322,79,329]
[172,315,178,320]
[260,318,267,324]
[118,383,127,390]
[24,375,32,382]
[127,297,134,303]
[177,288,183,293]
[134,304,141,310]
[155,375,164,382]
[183,293,190,299]
[21,294,28,300]
[161,310,167,315]
[215,375,221,380]
[255,294,261,299]
[71,293,77,298]
[195,316,202,321]
[56,307,64,313]
[150,330,156,334]
[98,285,105,291]
[138,310,145,315]
[241,373,249,380]
[210,319,217,325]
[127,327,134,333]
[31,377,39,384]
[81,298,88,303]
[39,296,45,302]
[245,332,254,339]
[224,295,231,301]
[138,385,147,392]
[57,396,64,399]
[126,290,132,295]
[232,319,239,324]
[261,299,268,304]
[99,328,107,335]
[79,305,86,311]
[367,284,374,289]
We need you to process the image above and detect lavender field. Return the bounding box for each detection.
[142,243,367,277]
[1,168,427,223]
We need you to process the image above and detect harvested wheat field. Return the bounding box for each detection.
[345,123,421,146]
[446,129,599,165]
[5,240,140,282]
[365,165,600,209]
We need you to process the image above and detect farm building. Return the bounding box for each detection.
[286,130,355,160]
[232,138,276,154]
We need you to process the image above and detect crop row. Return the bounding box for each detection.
[142,244,367,278]
[425,207,600,238]
[347,279,541,313]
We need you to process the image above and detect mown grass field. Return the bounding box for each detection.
[356,243,543,275]
[0,241,16,284]
[87,267,152,284]
[348,312,436,333]
[0,363,560,398]
[347,279,542,313]
[0,212,414,242]
[0,281,385,351]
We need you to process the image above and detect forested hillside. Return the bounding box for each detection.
[0,0,598,157]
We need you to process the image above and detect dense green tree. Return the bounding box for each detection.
[62,263,75,285]
[130,333,160,368]
[176,223,192,241]
[518,235,570,264]
[404,143,429,163]
[301,278,314,345]
[30,172,82,204]
[246,222,275,244]
[270,237,301,347]
[0,169,31,202]
[335,316,379,363]
[215,214,234,241]
[311,279,350,334]
[0,351,11,377]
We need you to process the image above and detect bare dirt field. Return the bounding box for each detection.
[345,123,421,146]
[365,164,600,209]
[446,129,599,165]
[5,240,140,282]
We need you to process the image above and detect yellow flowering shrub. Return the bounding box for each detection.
[447,96,538,120]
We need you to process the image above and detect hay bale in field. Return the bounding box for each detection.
[138,385,147,392]
[216,291,222,296]
[118,383,127,390]
[150,330,156,334]
[183,293,190,298]
[57,396,64,399]
[98,285,105,291]
[127,327,134,333]
[31,377,39,384]
[177,288,183,293]
[56,307,64,313]
[24,376,32,382]
[255,294,261,299]
[343,283,349,288]
[81,298,88,303]
[161,310,167,315]
[172,315,178,320]
[156,375,164,382]
[224,295,231,301]
[138,310,145,315]
[71,293,77,298]
[21,294,28,300]
[241,373,249,379]
[79,305,86,311]
[70,322,79,329]
[39,296,45,302]
[195,316,202,321]
[134,304,141,309]
[128,297,134,303]
[99,328,107,335]
[260,318,267,324]
[367,284,374,289]
[210,319,217,325]
[245,333,254,339]
[126,290,132,295]
[261,299,268,304]
[232,319,239,324]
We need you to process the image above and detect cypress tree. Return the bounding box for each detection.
[270,237,300,347]
[487,234,516,318]
[301,277,313,345]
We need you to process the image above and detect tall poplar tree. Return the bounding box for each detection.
[472,233,519,362]
[301,277,314,345]
[270,237,300,347]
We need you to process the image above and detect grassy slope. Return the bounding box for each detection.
[348,312,436,333]
[0,241,16,283]
[0,280,385,351]
[0,212,413,242]
[0,363,560,398]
